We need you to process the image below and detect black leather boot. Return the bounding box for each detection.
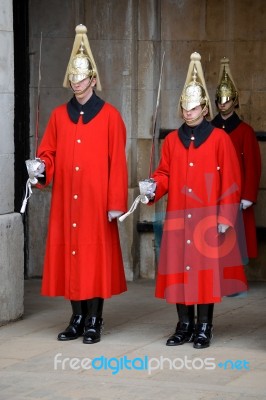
[193,304,214,349]
[57,314,85,341]
[83,317,103,344]
[193,323,213,349]
[166,321,195,346]
[166,304,195,346]
[57,300,86,341]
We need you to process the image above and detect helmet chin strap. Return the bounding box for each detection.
[183,104,208,126]
[70,77,94,95]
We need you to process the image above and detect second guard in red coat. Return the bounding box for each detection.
[212,57,261,258]
[145,53,247,349]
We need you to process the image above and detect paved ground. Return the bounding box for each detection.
[0,278,266,400]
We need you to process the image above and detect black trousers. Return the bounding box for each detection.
[176,303,214,324]
[71,298,104,318]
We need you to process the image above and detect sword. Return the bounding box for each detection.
[20,33,43,214]
[148,51,165,178]
[34,32,43,158]
[119,51,165,222]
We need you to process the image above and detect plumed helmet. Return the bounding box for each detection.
[179,52,213,119]
[215,57,238,107]
[63,24,102,90]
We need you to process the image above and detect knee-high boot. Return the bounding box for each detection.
[57,301,86,341]
[193,303,214,349]
[83,298,104,344]
[166,304,195,346]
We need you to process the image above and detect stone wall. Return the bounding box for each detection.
[0,0,24,325]
[27,0,266,281]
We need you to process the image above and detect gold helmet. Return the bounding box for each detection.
[63,24,102,90]
[215,57,238,108]
[179,52,213,120]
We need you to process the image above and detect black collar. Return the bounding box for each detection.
[178,119,214,148]
[67,92,105,124]
[212,112,242,133]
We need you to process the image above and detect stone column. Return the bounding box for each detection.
[0,0,24,325]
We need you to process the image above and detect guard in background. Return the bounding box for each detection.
[212,57,261,259]
[145,53,247,349]
[29,25,128,344]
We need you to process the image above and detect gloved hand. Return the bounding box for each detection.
[139,178,157,203]
[217,223,230,234]
[240,199,253,210]
[25,158,45,184]
[108,210,124,222]
[118,179,157,222]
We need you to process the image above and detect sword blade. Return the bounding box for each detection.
[34,32,43,159]
[149,51,165,178]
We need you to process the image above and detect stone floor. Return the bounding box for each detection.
[0,279,266,400]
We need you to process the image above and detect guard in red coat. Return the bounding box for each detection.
[32,25,128,344]
[212,57,261,258]
[146,53,247,349]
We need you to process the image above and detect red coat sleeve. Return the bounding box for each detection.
[36,110,57,187]
[107,107,128,212]
[240,123,261,202]
[151,132,174,201]
[216,131,242,226]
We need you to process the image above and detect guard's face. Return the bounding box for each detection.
[217,99,234,113]
[182,105,205,127]
[70,77,96,101]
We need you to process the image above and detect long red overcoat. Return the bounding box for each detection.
[226,121,261,258]
[212,113,261,258]
[152,125,247,305]
[37,99,128,300]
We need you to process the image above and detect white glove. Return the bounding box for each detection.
[108,210,123,222]
[217,223,230,234]
[139,178,156,202]
[25,158,45,184]
[240,199,253,210]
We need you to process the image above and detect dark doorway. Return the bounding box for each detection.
[13,0,30,276]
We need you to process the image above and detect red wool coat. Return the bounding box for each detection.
[37,101,128,300]
[152,126,247,305]
[228,122,261,258]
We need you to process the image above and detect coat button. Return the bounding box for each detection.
[72,223,77,228]
[72,251,76,255]
[77,139,81,143]
[187,239,191,244]
[188,188,192,193]
[187,213,192,218]
[186,265,190,270]
[75,166,80,171]
[73,195,78,200]
[189,162,194,166]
